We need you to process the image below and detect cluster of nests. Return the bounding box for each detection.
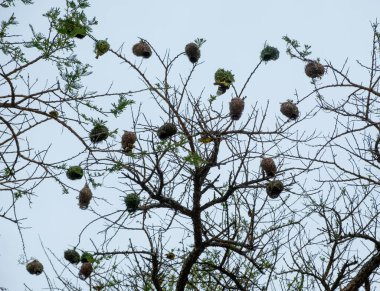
[260,157,284,199]
[65,166,93,210]
[62,41,325,213]
[63,123,179,212]
[26,246,96,280]
[227,96,299,122]
[26,259,44,276]
[63,249,94,280]
[132,40,201,64]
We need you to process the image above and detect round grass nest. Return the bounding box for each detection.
[229,97,245,120]
[89,123,109,143]
[266,180,284,199]
[26,259,44,275]
[260,45,279,62]
[185,42,201,63]
[305,61,325,78]
[79,262,93,280]
[64,249,80,264]
[260,157,277,177]
[280,101,299,120]
[132,40,152,58]
[95,40,110,58]
[79,184,93,210]
[66,166,84,180]
[157,123,177,140]
[121,131,137,153]
[124,193,140,213]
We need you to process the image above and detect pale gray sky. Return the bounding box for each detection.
[1,0,380,290]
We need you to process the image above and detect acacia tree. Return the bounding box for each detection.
[2,1,380,291]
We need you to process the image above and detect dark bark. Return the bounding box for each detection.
[341,251,380,291]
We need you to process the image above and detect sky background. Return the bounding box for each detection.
[1,0,380,289]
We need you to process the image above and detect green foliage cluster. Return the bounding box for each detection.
[184,153,206,168]
[283,35,312,59]
[110,95,135,117]
[0,0,33,8]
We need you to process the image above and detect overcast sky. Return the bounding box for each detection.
[1,0,380,290]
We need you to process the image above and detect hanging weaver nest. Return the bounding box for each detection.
[124,193,140,213]
[79,184,93,210]
[121,131,137,153]
[260,157,277,177]
[26,260,44,275]
[280,100,299,120]
[305,61,325,78]
[185,42,201,63]
[166,252,176,260]
[79,262,93,280]
[266,180,284,199]
[95,40,110,59]
[81,252,94,263]
[66,166,83,180]
[132,40,152,58]
[64,249,80,264]
[214,68,235,96]
[260,45,279,62]
[229,97,245,120]
[49,110,59,118]
[89,123,109,143]
[157,123,177,140]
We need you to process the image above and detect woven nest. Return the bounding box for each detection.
[49,110,59,118]
[260,157,277,177]
[66,166,84,180]
[79,262,93,280]
[166,252,176,260]
[26,260,44,275]
[305,61,325,78]
[260,45,279,62]
[81,252,94,263]
[132,41,152,58]
[229,97,245,120]
[79,184,93,210]
[280,101,299,120]
[157,123,177,140]
[121,131,137,153]
[266,180,284,199]
[95,40,110,59]
[124,193,140,213]
[64,249,80,264]
[185,42,200,63]
[89,124,109,143]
